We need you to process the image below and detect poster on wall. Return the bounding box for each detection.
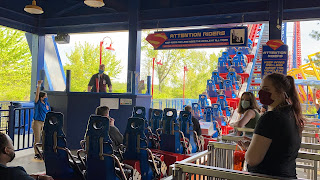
[146,27,248,50]
[261,40,288,78]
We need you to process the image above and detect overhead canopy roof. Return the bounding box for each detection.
[2,0,320,34]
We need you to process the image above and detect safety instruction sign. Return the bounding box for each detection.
[120,98,132,105]
[261,40,288,78]
[146,27,248,50]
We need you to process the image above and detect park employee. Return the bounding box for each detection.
[88,64,112,93]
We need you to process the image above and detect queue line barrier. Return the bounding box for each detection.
[171,140,318,180]
[0,101,35,151]
[221,134,320,180]
[171,141,310,179]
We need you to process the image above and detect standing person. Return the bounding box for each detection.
[238,73,305,178]
[231,92,260,136]
[33,80,50,160]
[0,132,53,180]
[88,64,112,93]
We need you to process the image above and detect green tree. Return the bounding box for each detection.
[141,33,187,92]
[141,30,222,99]
[0,26,31,101]
[310,29,320,41]
[309,28,320,66]
[170,50,221,99]
[64,42,122,92]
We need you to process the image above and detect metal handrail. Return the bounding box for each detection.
[302,132,318,138]
[304,127,319,131]
[56,146,86,180]
[221,134,242,142]
[178,150,211,164]
[300,143,320,150]
[173,162,286,180]
[102,153,127,180]
[77,149,86,168]
[234,127,254,133]
[221,134,320,151]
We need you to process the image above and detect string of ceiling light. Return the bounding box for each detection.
[24,0,105,15]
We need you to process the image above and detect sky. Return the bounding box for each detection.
[56,20,320,83]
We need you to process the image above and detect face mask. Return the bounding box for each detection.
[99,70,104,74]
[5,149,15,162]
[241,100,250,109]
[43,97,48,103]
[258,90,274,105]
[9,152,15,162]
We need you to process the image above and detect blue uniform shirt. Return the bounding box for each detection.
[317,108,320,119]
[34,100,51,121]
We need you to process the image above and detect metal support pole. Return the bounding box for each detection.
[183,69,186,105]
[127,0,141,94]
[152,58,155,98]
[146,76,151,95]
[269,0,283,40]
[99,41,103,65]
[30,35,45,101]
[281,22,287,44]
[8,103,15,144]
[66,70,71,92]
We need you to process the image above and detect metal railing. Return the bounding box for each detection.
[172,140,319,179]
[172,141,290,180]
[0,101,11,133]
[1,101,35,151]
[221,134,320,180]
[151,99,197,111]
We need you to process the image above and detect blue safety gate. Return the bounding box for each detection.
[1,101,35,151]
[151,98,198,111]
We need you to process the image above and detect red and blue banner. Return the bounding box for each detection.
[146,27,248,50]
[261,40,288,78]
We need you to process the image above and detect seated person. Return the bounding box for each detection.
[202,91,212,106]
[217,89,224,95]
[184,105,202,136]
[0,132,53,180]
[95,106,123,152]
[230,92,260,136]
[229,68,242,83]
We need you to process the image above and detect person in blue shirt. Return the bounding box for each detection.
[32,80,51,160]
[0,132,53,180]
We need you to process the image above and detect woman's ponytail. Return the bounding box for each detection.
[286,75,305,133]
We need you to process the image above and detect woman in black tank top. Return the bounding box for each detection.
[238,73,305,178]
